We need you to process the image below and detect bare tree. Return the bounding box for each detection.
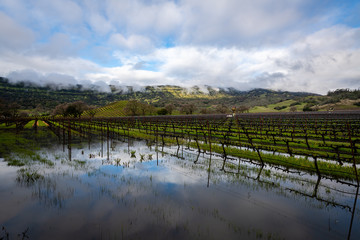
[0,99,21,118]
[237,105,250,113]
[289,106,297,112]
[181,103,196,115]
[52,103,68,116]
[215,104,228,114]
[52,101,89,117]
[165,104,175,115]
[124,100,141,116]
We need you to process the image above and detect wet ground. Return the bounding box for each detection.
[0,128,359,239]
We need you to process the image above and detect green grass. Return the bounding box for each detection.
[0,127,55,167]
[16,168,44,184]
[37,120,48,127]
[249,106,277,113]
[24,120,35,129]
[0,130,32,156]
[6,152,54,167]
[250,100,307,112]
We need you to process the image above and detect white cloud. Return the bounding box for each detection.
[0,0,359,94]
[86,65,168,87]
[153,1,182,35]
[107,25,360,93]
[292,25,360,55]
[0,12,35,51]
[88,13,113,36]
[35,33,80,58]
[6,69,112,92]
[35,0,83,25]
[0,53,100,79]
[109,33,154,52]
[178,0,304,45]
[4,25,358,94]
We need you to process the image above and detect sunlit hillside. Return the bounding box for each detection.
[82,101,128,117]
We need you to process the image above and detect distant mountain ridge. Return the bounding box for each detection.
[3,76,359,114]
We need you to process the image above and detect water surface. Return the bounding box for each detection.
[0,128,359,239]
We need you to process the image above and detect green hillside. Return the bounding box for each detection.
[1,76,359,116]
[82,101,128,117]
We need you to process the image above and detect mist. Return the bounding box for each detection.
[4,69,230,95]
[6,69,112,92]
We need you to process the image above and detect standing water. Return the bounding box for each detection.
[0,126,359,239]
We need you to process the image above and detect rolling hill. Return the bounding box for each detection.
[1,77,359,115]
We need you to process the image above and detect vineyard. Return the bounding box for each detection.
[81,100,128,117]
[1,111,360,239]
[37,111,360,182]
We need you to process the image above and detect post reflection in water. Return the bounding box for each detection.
[207,154,212,188]
[0,126,359,240]
[348,185,359,240]
[68,125,71,161]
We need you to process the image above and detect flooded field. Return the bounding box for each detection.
[0,127,359,240]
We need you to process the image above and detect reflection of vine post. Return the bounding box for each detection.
[68,120,72,161]
[88,119,92,150]
[347,185,359,240]
[156,120,159,166]
[220,141,227,171]
[194,152,200,164]
[256,165,264,180]
[127,119,130,152]
[101,120,104,158]
[62,120,65,152]
[312,176,321,197]
[347,122,359,185]
[235,118,244,171]
[207,121,211,154]
[207,120,212,188]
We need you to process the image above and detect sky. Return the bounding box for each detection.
[0,0,359,94]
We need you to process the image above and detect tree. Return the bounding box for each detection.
[139,102,152,116]
[200,108,207,114]
[124,100,156,116]
[124,100,141,116]
[52,103,68,116]
[68,101,89,117]
[52,101,89,117]
[0,99,20,118]
[215,104,228,114]
[237,105,250,113]
[65,105,80,117]
[147,104,156,115]
[164,104,175,115]
[181,103,196,115]
[303,103,317,112]
[157,108,168,115]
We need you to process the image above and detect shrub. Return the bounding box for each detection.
[274,106,287,110]
[157,108,168,115]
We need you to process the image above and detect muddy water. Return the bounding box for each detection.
[0,128,359,239]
